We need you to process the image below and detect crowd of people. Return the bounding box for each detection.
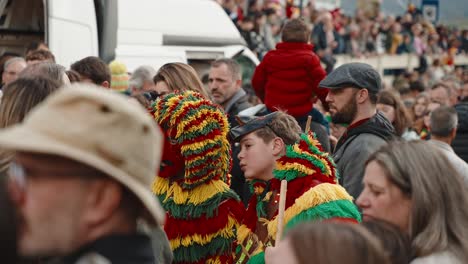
[219,0,468,73]
[0,4,467,264]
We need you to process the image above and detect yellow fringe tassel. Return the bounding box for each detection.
[276,163,316,176]
[267,183,353,239]
[152,177,230,205]
[237,224,251,243]
[170,215,238,249]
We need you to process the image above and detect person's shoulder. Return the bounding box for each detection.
[347,133,386,146]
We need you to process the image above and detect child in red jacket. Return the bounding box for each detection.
[252,18,328,130]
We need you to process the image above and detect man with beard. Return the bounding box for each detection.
[319,63,395,199]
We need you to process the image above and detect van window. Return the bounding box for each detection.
[234,55,256,89]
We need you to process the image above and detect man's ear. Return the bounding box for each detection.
[356,89,368,104]
[450,127,457,140]
[83,180,122,225]
[272,137,285,157]
[101,81,110,89]
[235,78,242,88]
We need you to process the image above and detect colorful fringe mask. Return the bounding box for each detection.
[154,91,232,189]
[152,91,244,264]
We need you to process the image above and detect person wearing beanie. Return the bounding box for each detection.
[230,111,361,264]
[152,91,244,263]
[109,60,129,91]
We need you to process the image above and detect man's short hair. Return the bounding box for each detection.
[25,50,56,63]
[3,57,26,70]
[129,65,156,90]
[430,106,458,137]
[281,18,310,43]
[211,58,241,81]
[71,56,111,85]
[19,62,67,85]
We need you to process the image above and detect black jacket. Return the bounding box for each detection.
[452,102,468,163]
[51,234,157,264]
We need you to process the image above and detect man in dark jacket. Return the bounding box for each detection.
[0,85,172,263]
[209,58,252,204]
[319,63,395,199]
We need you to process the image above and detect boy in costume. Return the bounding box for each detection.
[231,111,361,264]
[152,91,244,263]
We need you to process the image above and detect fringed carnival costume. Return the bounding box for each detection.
[231,115,362,264]
[152,91,244,264]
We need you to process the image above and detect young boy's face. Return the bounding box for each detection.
[237,131,276,181]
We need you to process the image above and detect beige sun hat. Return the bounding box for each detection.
[0,83,165,226]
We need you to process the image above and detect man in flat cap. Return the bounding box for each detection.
[319,62,395,199]
[1,84,171,263]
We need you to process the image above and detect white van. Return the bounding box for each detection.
[0,0,259,85]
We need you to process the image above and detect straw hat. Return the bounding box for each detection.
[0,83,165,225]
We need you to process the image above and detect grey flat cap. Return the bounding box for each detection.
[319,62,382,94]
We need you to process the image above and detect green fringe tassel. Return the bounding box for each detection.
[156,189,240,219]
[284,199,362,234]
[172,235,234,263]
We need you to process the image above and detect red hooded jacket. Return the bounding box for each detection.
[252,42,328,117]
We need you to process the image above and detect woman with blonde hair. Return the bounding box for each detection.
[265,222,390,264]
[357,140,468,263]
[153,62,210,98]
[411,92,430,136]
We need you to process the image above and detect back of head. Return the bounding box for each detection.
[362,220,412,264]
[71,56,111,86]
[129,65,156,90]
[288,222,390,264]
[25,41,49,56]
[19,62,68,85]
[281,18,310,43]
[0,77,61,128]
[25,49,56,64]
[154,62,208,98]
[430,106,458,137]
[368,140,468,259]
